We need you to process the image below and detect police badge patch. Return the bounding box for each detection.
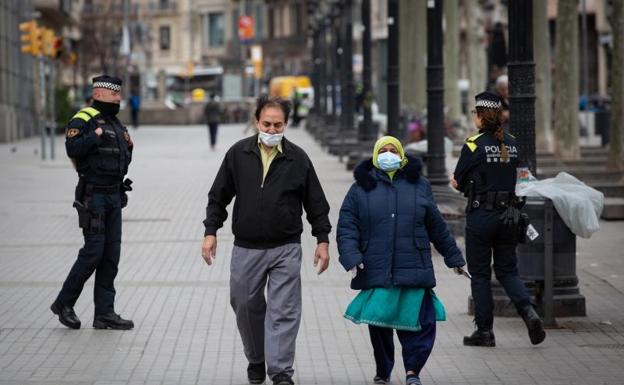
[66,128,80,138]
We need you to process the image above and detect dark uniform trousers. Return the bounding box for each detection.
[466,207,531,328]
[57,192,122,315]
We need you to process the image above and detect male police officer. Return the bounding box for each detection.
[51,75,134,330]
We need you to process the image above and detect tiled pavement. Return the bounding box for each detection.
[1,123,623,385]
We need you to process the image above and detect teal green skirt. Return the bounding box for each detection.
[344,287,446,331]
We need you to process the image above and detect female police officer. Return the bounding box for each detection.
[452,91,545,347]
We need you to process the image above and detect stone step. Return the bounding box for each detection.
[537,147,608,159]
[602,197,624,220]
[537,157,608,168]
[592,182,624,198]
[536,167,624,184]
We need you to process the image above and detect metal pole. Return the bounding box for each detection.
[331,20,340,119]
[319,24,327,117]
[313,29,321,115]
[49,57,55,160]
[426,0,447,185]
[581,0,590,130]
[343,1,354,133]
[387,0,400,137]
[508,0,536,175]
[39,57,46,161]
[543,199,557,327]
[361,0,373,141]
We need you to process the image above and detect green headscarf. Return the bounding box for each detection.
[372,136,409,179]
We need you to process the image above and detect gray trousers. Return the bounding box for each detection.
[230,243,302,379]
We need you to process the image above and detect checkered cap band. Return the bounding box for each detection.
[93,82,121,92]
[475,99,502,109]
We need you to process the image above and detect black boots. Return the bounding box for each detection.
[463,328,496,347]
[520,305,546,345]
[93,313,134,330]
[247,362,266,384]
[51,300,81,329]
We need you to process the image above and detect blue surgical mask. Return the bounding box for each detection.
[377,152,402,172]
[259,131,283,147]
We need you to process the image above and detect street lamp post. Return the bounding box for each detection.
[361,0,374,142]
[426,0,446,185]
[508,0,536,174]
[387,0,400,138]
[339,0,355,160]
[424,0,465,236]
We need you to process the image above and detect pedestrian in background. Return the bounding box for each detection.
[51,75,134,331]
[337,136,466,385]
[201,95,332,385]
[453,91,545,347]
[204,93,222,150]
[129,90,141,129]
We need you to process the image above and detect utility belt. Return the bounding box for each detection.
[72,176,133,234]
[470,191,521,211]
[469,190,530,244]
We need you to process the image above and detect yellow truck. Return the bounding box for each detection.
[268,76,314,118]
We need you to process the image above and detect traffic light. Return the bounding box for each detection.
[19,20,42,56]
[41,28,55,57]
[41,28,62,58]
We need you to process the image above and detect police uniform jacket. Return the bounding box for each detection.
[454,130,520,195]
[65,106,133,180]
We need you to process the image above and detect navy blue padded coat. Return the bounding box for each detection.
[337,157,465,290]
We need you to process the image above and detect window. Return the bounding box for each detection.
[202,12,224,48]
[159,25,170,51]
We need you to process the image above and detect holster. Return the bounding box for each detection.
[120,178,133,208]
[73,176,105,234]
[498,196,530,243]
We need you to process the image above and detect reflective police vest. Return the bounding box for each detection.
[72,107,132,178]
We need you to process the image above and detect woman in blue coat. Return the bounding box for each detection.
[338,136,466,385]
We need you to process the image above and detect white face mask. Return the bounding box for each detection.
[259,131,283,147]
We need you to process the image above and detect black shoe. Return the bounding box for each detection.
[50,300,81,329]
[272,373,294,385]
[93,313,134,330]
[247,362,266,384]
[463,329,496,347]
[373,376,390,384]
[520,305,546,345]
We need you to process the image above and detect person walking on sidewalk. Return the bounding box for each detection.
[452,91,545,347]
[51,75,135,330]
[201,95,332,385]
[204,93,222,150]
[337,136,467,385]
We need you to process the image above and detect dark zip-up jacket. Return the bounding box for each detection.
[203,135,331,249]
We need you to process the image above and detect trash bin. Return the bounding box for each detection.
[516,196,586,317]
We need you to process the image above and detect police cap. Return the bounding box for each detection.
[475,91,503,110]
[92,75,122,92]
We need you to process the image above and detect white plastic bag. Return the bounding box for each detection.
[516,172,604,238]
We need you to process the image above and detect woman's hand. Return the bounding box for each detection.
[349,263,364,278]
[453,266,471,278]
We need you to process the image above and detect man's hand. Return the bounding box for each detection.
[451,178,458,189]
[95,127,103,136]
[313,242,330,275]
[202,235,217,265]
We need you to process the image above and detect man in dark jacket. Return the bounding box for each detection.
[201,95,331,385]
[204,93,221,150]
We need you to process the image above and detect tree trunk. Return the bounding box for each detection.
[553,0,580,160]
[444,0,461,124]
[464,0,487,115]
[400,0,427,115]
[534,0,554,153]
[608,0,624,170]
